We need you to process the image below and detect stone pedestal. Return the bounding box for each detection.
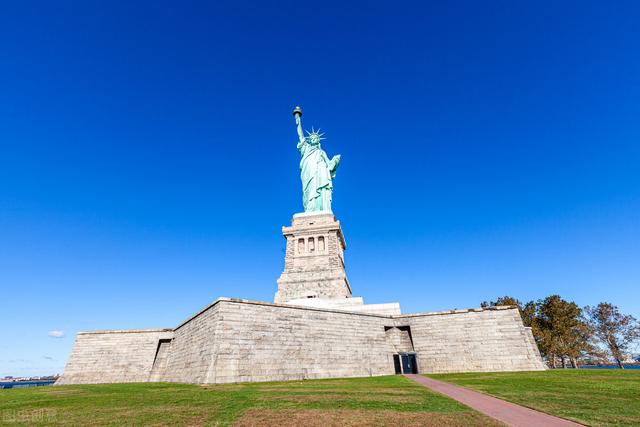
[275,211,352,303]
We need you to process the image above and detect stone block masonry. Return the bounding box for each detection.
[400,307,545,373]
[58,299,545,385]
[56,329,174,385]
[275,212,352,303]
[203,299,395,383]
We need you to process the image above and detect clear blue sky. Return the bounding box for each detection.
[1,1,639,376]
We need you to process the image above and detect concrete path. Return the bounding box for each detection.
[404,374,583,427]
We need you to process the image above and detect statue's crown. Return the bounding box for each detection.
[305,127,326,141]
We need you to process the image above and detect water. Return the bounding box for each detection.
[0,380,56,389]
[580,365,640,369]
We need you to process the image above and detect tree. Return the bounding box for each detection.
[481,296,523,309]
[563,316,601,368]
[536,295,594,368]
[585,303,640,369]
[520,300,538,329]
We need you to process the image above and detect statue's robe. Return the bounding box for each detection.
[298,140,338,212]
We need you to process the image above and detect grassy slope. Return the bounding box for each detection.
[0,375,501,426]
[429,370,640,427]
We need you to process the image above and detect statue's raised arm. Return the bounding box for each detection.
[292,106,306,147]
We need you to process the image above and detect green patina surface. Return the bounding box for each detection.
[0,375,497,426]
[293,107,340,213]
[429,369,640,427]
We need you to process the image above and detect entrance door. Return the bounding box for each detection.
[401,353,418,374]
[393,354,402,374]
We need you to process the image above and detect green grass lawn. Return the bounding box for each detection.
[0,375,501,426]
[429,369,640,427]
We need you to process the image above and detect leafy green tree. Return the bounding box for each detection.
[585,303,640,369]
[535,295,594,368]
[521,301,538,329]
[563,316,601,368]
[481,296,523,309]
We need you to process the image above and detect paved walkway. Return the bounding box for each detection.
[404,374,583,427]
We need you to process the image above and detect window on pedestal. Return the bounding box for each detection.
[309,237,315,252]
[298,238,305,253]
[318,236,325,252]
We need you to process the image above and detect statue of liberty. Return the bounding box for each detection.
[292,106,341,212]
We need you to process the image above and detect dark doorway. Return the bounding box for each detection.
[401,353,418,374]
[393,354,402,374]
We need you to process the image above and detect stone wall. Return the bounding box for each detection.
[56,329,174,384]
[196,301,545,382]
[400,307,547,373]
[385,327,414,353]
[58,300,545,385]
[202,299,397,383]
[160,302,222,384]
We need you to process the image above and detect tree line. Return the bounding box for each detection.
[481,295,640,368]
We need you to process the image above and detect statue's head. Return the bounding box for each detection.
[306,128,325,146]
